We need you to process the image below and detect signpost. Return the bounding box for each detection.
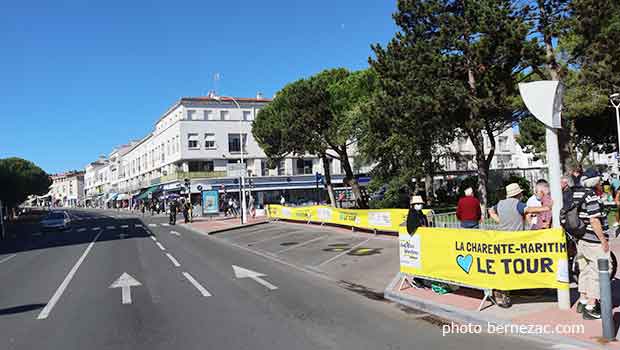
[519,80,569,310]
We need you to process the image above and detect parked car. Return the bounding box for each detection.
[40,211,71,231]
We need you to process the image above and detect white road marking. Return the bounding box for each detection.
[106,226,115,230]
[109,272,142,305]
[156,242,166,251]
[170,230,181,236]
[77,228,86,232]
[0,254,16,264]
[120,225,129,229]
[135,224,143,228]
[182,272,212,297]
[246,231,300,246]
[166,253,180,267]
[118,233,128,239]
[150,236,157,241]
[313,236,374,268]
[37,231,102,320]
[232,265,278,290]
[92,227,100,231]
[161,223,170,227]
[149,224,157,227]
[276,235,327,254]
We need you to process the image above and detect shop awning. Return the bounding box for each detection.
[116,193,130,201]
[135,185,161,200]
[105,193,119,202]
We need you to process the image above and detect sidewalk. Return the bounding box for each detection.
[186,214,268,234]
[385,237,620,349]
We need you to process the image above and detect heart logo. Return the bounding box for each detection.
[456,254,473,274]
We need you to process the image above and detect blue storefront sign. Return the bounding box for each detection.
[202,190,219,214]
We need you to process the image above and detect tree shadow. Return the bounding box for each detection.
[0,303,46,315]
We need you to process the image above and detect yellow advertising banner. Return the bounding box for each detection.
[399,227,570,290]
[265,204,427,233]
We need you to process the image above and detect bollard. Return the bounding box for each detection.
[598,258,615,341]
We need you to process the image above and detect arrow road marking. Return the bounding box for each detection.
[232,265,278,291]
[109,272,142,305]
[170,231,181,236]
[38,231,102,319]
[166,253,180,267]
[182,272,211,297]
[156,242,166,251]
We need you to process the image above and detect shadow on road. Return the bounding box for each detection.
[0,214,152,255]
[0,303,46,316]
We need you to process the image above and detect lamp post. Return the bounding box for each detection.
[211,94,247,224]
[610,93,620,174]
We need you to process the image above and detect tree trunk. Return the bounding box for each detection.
[339,147,368,209]
[424,174,433,205]
[320,154,337,207]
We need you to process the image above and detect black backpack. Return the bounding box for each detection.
[559,188,592,239]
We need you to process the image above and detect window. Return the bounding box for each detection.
[296,159,313,175]
[187,110,196,120]
[243,111,251,121]
[220,110,229,120]
[167,140,170,155]
[261,159,268,176]
[228,133,247,153]
[497,155,511,169]
[204,133,216,149]
[498,136,509,152]
[204,110,215,120]
[188,133,199,149]
[278,160,285,176]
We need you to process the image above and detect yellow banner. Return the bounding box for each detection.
[399,227,570,290]
[265,204,430,233]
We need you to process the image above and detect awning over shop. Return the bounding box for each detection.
[116,193,130,201]
[105,193,119,202]
[135,185,161,201]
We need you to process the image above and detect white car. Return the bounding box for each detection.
[41,211,72,231]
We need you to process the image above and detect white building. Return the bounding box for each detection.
[49,171,85,207]
[89,95,358,209]
[84,157,110,206]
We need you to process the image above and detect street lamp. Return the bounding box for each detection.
[610,93,620,173]
[210,94,248,224]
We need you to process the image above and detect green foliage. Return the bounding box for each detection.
[0,157,51,209]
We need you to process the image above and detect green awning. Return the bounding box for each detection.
[135,185,161,200]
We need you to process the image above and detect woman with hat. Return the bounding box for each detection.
[407,195,428,235]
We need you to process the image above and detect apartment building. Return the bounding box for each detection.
[88,94,357,209]
[49,171,85,207]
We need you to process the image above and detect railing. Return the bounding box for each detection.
[160,171,227,183]
[429,211,499,230]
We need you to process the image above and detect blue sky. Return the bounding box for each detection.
[0,0,398,174]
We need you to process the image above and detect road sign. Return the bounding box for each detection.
[227,163,247,177]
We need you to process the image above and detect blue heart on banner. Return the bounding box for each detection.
[456,254,473,274]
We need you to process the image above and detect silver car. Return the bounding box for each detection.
[41,211,72,231]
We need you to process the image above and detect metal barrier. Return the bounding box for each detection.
[429,211,499,230]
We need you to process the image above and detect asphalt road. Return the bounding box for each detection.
[0,208,552,350]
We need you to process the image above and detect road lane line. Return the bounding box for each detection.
[77,228,86,232]
[149,224,157,227]
[166,253,181,267]
[150,236,157,241]
[246,231,300,246]
[170,231,181,236]
[106,226,115,230]
[156,242,166,251]
[182,272,211,297]
[120,225,129,229]
[92,227,100,231]
[135,224,143,228]
[37,231,102,320]
[276,235,327,254]
[313,236,374,268]
[0,254,16,264]
[161,223,169,227]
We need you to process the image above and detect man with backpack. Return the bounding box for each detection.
[568,169,610,320]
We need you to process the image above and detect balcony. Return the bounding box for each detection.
[160,171,227,183]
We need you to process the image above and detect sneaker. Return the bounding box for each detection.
[583,304,601,320]
[576,302,586,314]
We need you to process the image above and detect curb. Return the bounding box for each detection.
[384,273,609,350]
[184,220,270,236]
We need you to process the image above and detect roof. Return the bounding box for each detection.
[156,95,272,125]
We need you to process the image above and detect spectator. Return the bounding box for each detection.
[406,195,428,235]
[487,183,551,308]
[574,169,610,320]
[611,174,620,195]
[456,187,481,229]
[169,199,178,225]
[561,176,573,210]
[280,195,286,206]
[527,180,552,230]
[571,167,583,188]
[249,195,256,218]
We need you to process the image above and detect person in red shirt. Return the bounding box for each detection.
[456,187,482,229]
